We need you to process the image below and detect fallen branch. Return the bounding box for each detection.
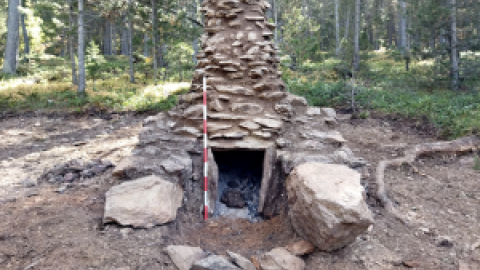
[375,136,480,222]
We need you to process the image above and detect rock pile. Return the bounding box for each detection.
[39,159,114,184]
[166,242,313,270]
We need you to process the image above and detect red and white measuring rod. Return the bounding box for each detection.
[203,76,208,220]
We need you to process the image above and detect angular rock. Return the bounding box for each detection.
[239,121,261,130]
[253,131,271,139]
[210,99,224,112]
[174,127,202,138]
[165,245,206,270]
[306,107,322,116]
[254,118,283,129]
[192,255,241,270]
[209,113,248,120]
[274,104,292,116]
[104,176,183,228]
[259,92,286,99]
[259,248,305,270]
[112,156,147,178]
[321,107,337,118]
[208,123,233,132]
[216,85,254,96]
[183,104,204,119]
[286,163,374,251]
[231,103,263,114]
[221,190,246,208]
[210,131,249,139]
[285,240,315,256]
[245,16,264,21]
[227,251,257,270]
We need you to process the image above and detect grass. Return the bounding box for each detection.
[284,50,480,139]
[0,55,191,113]
[3,51,480,139]
[0,78,190,112]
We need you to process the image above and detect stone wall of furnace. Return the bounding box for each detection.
[170,0,295,147]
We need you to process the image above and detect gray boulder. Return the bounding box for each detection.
[286,162,374,251]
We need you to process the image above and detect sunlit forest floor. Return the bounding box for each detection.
[2,50,480,138]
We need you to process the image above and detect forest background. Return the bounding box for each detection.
[1,0,480,138]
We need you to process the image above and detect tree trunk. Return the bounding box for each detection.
[143,33,150,57]
[273,0,277,42]
[335,0,340,55]
[339,6,351,53]
[127,0,135,83]
[20,0,29,57]
[398,1,407,52]
[430,28,436,50]
[68,0,77,85]
[451,0,458,91]
[121,15,129,56]
[353,0,360,72]
[103,19,112,55]
[2,0,21,74]
[151,0,157,84]
[78,0,86,95]
[111,23,117,55]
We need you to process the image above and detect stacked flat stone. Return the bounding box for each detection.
[171,0,296,147]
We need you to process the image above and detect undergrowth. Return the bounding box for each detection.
[284,51,480,139]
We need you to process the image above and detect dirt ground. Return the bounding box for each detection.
[1,111,479,270]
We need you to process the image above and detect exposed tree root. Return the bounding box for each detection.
[375,136,480,223]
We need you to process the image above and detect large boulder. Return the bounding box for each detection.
[259,247,305,270]
[165,245,206,270]
[286,162,374,251]
[103,176,183,228]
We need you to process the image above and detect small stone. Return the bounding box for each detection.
[249,68,264,78]
[259,92,286,99]
[210,131,249,140]
[248,32,258,41]
[183,104,204,119]
[231,103,263,114]
[239,121,260,130]
[276,138,290,148]
[216,85,254,96]
[161,159,185,174]
[63,172,79,182]
[192,255,241,270]
[208,123,233,132]
[306,107,322,116]
[321,107,337,118]
[227,251,257,270]
[254,118,283,129]
[245,16,264,21]
[259,248,305,270]
[174,127,202,137]
[285,240,315,256]
[210,99,224,112]
[436,236,454,247]
[252,131,271,139]
[232,41,242,46]
[274,104,292,116]
[21,178,37,187]
[56,183,70,194]
[247,46,260,55]
[166,245,207,270]
[209,113,249,120]
[221,190,246,208]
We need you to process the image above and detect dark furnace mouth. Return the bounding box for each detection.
[213,150,264,222]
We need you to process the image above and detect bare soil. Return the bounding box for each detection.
[1,112,479,270]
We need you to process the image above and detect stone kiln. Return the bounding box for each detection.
[112,0,364,220]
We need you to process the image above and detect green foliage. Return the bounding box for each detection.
[286,52,480,139]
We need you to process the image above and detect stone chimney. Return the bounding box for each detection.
[170,0,301,149]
